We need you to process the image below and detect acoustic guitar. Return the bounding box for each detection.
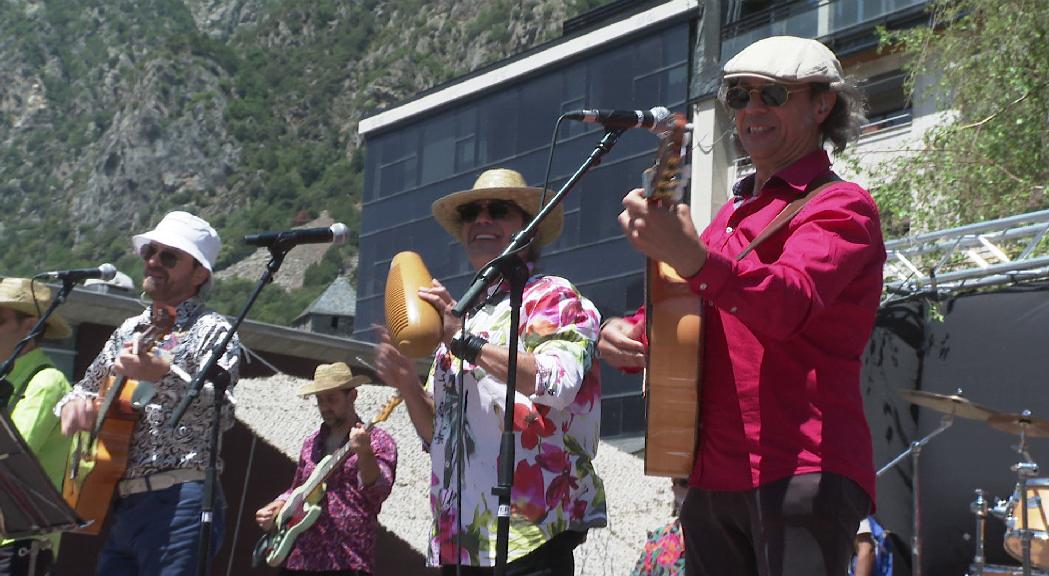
[253,393,403,567]
[641,112,703,477]
[63,305,176,534]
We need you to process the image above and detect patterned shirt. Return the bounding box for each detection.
[425,274,606,567]
[59,297,240,479]
[2,347,72,551]
[630,518,685,576]
[279,424,397,573]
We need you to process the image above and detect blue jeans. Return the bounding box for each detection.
[97,480,225,576]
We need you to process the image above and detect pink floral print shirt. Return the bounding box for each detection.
[424,274,606,567]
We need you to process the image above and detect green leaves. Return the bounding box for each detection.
[866,0,1049,236]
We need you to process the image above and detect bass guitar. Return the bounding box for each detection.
[63,305,176,534]
[641,112,703,477]
[253,392,403,567]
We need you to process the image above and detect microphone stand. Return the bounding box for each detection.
[451,128,624,575]
[0,278,77,410]
[167,244,289,576]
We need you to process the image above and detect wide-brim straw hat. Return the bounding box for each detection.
[296,362,369,396]
[431,168,564,247]
[0,278,72,340]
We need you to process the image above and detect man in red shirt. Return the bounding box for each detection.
[600,35,884,575]
[255,363,397,576]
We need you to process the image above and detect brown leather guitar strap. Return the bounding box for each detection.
[735,171,842,261]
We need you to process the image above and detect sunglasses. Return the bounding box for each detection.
[139,243,182,269]
[456,200,520,223]
[721,84,810,110]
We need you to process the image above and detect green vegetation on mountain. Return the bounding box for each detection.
[0,0,614,323]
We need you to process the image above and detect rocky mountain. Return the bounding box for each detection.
[0,0,613,322]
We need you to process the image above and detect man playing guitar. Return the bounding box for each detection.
[601,36,884,576]
[57,211,240,575]
[255,363,397,576]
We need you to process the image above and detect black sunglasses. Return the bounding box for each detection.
[457,200,519,223]
[721,84,810,110]
[139,243,182,269]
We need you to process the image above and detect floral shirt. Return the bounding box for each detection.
[630,518,685,576]
[425,274,606,567]
[58,297,240,479]
[279,424,397,573]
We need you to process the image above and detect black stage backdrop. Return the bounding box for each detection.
[864,282,1049,575]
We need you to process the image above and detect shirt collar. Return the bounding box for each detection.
[8,347,53,385]
[733,149,833,199]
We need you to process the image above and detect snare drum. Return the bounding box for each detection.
[1005,478,1049,568]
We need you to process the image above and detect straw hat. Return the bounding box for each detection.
[296,362,369,396]
[431,168,564,247]
[0,278,72,340]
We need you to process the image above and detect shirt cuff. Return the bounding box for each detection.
[52,389,98,418]
[687,249,735,299]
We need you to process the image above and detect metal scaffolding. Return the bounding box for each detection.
[883,209,1049,305]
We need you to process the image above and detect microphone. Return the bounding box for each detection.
[244,223,349,248]
[35,263,118,283]
[564,106,673,133]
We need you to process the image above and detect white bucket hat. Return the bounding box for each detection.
[132,212,221,292]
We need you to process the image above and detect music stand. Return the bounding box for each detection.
[0,410,83,540]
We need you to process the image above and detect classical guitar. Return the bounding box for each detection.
[63,305,176,534]
[641,112,703,477]
[253,392,403,568]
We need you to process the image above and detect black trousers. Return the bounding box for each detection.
[0,540,54,576]
[679,472,870,576]
[439,530,586,576]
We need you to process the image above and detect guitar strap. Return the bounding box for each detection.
[735,171,842,261]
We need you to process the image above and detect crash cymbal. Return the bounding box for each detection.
[898,389,1000,421]
[987,411,1049,437]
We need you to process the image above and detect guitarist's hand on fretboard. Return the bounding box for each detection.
[619,188,707,278]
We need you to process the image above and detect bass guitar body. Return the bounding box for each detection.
[256,457,331,567]
[642,112,702,477]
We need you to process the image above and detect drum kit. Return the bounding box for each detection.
[889,388,1049,576]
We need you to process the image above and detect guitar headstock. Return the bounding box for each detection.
[642,112,691,204]
[140,304,177,351]
[368,393,404,430]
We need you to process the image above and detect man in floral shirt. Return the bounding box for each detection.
[374,168,606,574]
[255,362,396,575]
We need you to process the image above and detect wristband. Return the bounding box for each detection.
[449,334,487,364]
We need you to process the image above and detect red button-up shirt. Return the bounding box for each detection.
[630,150,883,504]
[280,424,397,573]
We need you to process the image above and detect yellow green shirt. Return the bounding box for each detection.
[2,347,72,552]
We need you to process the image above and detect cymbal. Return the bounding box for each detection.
[987,412,1049,437]
[898,389,999,421]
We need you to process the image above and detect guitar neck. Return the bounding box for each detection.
[92,374,130,439]
[300,440,354,495]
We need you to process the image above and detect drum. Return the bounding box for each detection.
[1005,478,1049,568]
[973,564,1048,575]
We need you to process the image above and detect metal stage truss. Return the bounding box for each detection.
[883,209,1049,305]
